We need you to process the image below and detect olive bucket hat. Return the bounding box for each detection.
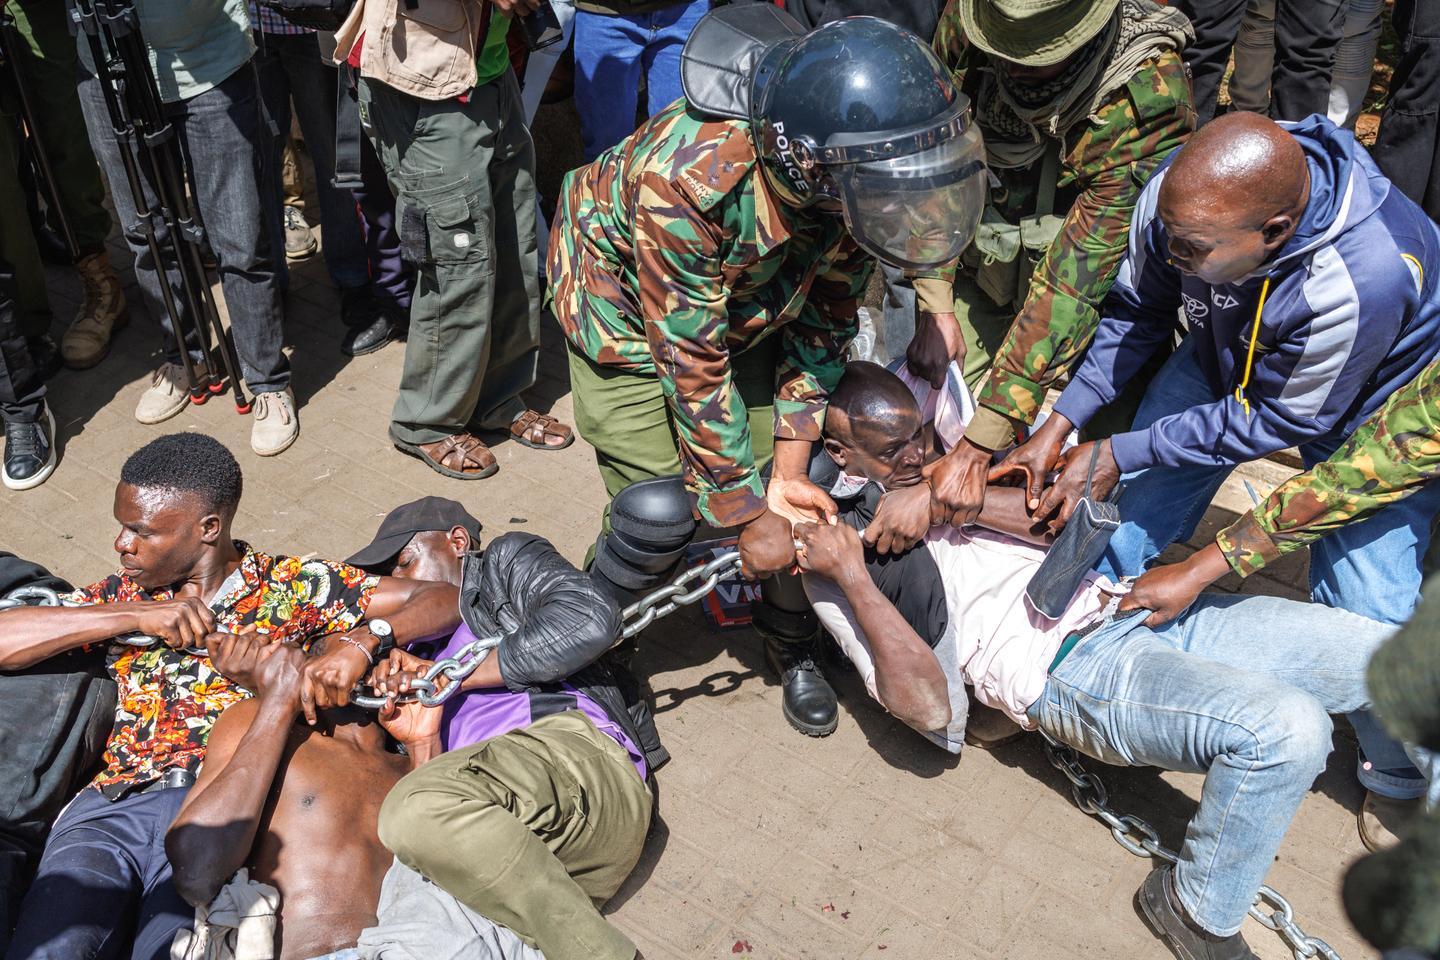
[960,0,1122,66]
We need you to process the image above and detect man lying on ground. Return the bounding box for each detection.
[347,498,658,960]
[0,433,459,960]
[800,362,1394,960]
[166,630,539,960]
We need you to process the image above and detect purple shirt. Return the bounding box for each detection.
[434,623,648,780]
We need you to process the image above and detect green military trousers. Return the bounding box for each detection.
[359,70,540,445]
[0,0,113,337]
[377,710,653,960]
[567,334,780,503]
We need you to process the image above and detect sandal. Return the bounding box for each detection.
[506,409,574,450]
[394,432,498,480]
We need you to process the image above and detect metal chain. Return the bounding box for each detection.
[1039,733,1342,960]
[0,585,207,656]
[352,549,744,710]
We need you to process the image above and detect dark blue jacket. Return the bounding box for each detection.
[1054,115,1440,471]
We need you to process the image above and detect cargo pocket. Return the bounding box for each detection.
[396,187,492,272]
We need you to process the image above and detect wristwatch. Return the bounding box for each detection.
[367,618,395,659]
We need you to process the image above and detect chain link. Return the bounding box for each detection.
[351,550,744,709]
[1039,733,1341,960]
[0,585,207,655]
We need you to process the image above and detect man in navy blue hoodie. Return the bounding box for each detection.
[998,111,1440,823]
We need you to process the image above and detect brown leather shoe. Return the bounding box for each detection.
[1358,790,1420,852]
[394,432,498,480]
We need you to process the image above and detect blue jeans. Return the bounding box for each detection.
[1029,595,1393,935]
[4,786,193,960]
[1098,335,1439,797]
[572,0,709,162]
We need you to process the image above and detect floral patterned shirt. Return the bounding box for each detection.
[66,542,379,798]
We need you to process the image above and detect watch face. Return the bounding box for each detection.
[369,618,393,639]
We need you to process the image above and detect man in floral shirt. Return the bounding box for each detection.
[0,433,460,960]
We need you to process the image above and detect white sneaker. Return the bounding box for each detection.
[135,363,190,424]
[251,388,298,457]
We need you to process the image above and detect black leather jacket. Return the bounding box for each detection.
[459,534,669,773]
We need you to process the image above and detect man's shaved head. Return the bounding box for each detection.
[1157,112,1310,285]
[823,363,927,489]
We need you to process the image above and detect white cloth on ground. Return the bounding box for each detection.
[171,868,281,960]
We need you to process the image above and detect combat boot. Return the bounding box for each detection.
[61,252,128,369]
[754,597,837,737]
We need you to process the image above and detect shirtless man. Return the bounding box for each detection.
[165,631,405,960]
[166,630,538,960]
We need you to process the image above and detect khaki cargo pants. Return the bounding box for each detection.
[377,710,652,960]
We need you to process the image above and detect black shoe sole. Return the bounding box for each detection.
[781,697,838,738]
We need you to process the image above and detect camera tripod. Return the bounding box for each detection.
[71,0,251,413]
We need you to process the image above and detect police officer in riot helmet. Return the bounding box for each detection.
[553,5,987,739]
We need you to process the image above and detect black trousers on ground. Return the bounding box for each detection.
[0,553,115,955]
[1176,0,1347,124]
[1372,0,1440,222]
[0,257,44,424]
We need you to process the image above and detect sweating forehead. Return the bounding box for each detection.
[114,482,208,523]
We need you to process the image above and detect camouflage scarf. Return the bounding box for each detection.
[976,0,1193,169]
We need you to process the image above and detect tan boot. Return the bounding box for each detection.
[62,253,128,369]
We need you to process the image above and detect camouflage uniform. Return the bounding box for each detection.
[1217,356,1440,577]
[550,99,871,527]
[912,3,1195,450]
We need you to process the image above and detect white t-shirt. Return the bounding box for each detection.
[804,360,1112,739]
[805,525,1115,731]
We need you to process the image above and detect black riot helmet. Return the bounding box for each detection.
[681,8,987,269]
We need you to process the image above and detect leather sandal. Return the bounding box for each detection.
[394,432,498,480]
[507,410,574,450]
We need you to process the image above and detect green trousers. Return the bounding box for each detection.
[378,710,652,960]
[567,335,779,505]
[359,70,540,444]
[0,0,112,338]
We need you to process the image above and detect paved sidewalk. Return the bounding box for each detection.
[2,203,1375,960]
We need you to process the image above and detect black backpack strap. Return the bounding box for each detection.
[332,61,363,192]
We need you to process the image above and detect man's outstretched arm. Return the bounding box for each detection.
[796,523,950,733]
[0,596,215,669]
[167,633,305,908]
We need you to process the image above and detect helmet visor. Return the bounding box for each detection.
[835,125,988,270]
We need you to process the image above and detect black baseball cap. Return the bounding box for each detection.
[347,497,483,570]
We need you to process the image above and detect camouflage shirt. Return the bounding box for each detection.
[1217,357,1440,577]
[920,6,1195,450]
[550,99,871,527]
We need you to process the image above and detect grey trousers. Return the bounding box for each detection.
[358,71,540,445]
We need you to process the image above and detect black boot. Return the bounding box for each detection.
[764,635,838,737]
[1136,866,1257,960]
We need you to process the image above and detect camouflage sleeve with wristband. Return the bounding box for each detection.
[1217,357,1440,577]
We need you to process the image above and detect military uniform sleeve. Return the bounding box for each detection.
[775,240,870,442]
[631,171,768,528]
[1216,358,1440,577]
[974,53,1195,449]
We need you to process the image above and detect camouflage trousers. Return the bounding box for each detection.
[567,336,779,508]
